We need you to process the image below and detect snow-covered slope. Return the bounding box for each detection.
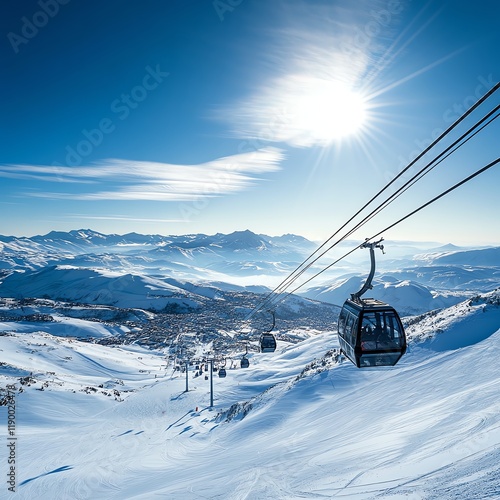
[406,288,500,351]
[1,290,499,499]
[0,266,205,311]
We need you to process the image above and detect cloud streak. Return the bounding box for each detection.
[1,148,284,201]
[65,215,186,223]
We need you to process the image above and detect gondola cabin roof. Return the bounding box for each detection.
[344,297,394,311]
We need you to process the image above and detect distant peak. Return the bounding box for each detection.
[219,230,269,249]
[69,229,107,238]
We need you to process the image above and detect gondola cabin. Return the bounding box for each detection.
[218,367,227,378]
[240,356,250,368]
[338,298,407,368]
[260,333,277,353]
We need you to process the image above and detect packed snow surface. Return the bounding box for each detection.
[1,292,499,499]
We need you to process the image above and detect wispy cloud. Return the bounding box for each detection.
[0,148,284,201]
[65,215,186,223]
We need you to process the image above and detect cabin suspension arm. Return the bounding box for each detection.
[350,238,385,301]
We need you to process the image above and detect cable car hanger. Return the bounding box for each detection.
[351,238,384,302]
[218,358,227,378]
[266,309,276,333]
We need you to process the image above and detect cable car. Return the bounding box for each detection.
[218,359,227,378]
[260,334,277,353]
[240,343,250,368]
[260,310,277,353]
[337,239,407,368]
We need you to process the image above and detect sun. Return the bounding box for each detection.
[292,78,368,146]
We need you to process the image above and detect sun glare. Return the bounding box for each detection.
[293,79,368,145]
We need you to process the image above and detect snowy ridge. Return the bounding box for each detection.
[0,229,314,272]
[405,288,500,351]
[0,266,206,311]
[300,275,469,316]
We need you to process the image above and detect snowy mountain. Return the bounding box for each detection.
[0,265,205,312]
[300,275,442,315]
[0,229,315,282]
[0,228,312,262]
[299,273,486,316]
[1,229,499,323]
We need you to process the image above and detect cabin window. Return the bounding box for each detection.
[362,311,404,347]
[344,313,357,345]
[338,309,347,336]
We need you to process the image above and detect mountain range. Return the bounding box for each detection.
[1,229,499,318]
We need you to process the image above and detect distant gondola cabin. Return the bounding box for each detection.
[260,333,277,353]
[338,298,407,368]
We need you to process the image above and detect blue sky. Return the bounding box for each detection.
[2,0,499,244]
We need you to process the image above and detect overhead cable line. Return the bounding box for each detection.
[273,156,500,307]
[247,82,500,319]
[367,156,500,243]
[325,106,500,246]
